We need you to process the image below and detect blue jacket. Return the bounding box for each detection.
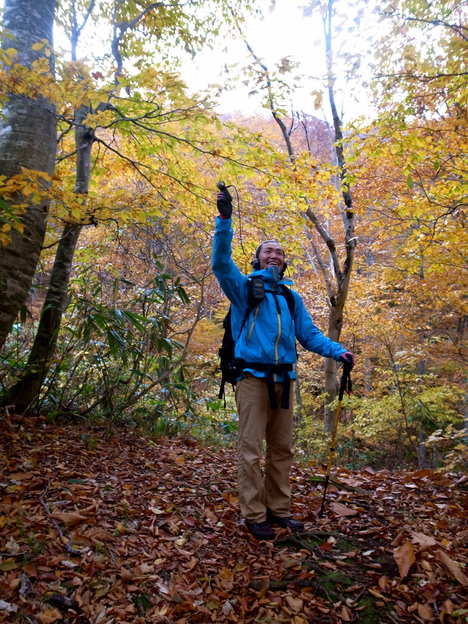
[212,218,346,380]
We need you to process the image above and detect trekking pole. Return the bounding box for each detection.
[319,364,352,518]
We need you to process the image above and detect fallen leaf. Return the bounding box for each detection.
[0,600,18,613]
[49,512,87,526]
[443,599,455,615]
[37,608,62,623]
[5,536,20,554]
[19,573,33,598]
[368,588,385,599]
[320,561,338,570]
[418,603,433,620]
[286,596,303,613]
[319,542,332,551]
[6,472,34,480]
[331,502,357,516]
[0,561,18,572]
[394,541,415,578]
[437,550,468,586]
[149,506,166,515]
[222,601,234,615]
[411,531,437,547]
[183,516,196,526]
[340,605,353,621]
[412,469,434,479]
[220,567,234,581]
[120,567,132,582]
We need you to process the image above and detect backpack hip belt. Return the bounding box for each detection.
[240,361,293,410]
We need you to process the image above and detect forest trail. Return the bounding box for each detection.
[1,416,467,623]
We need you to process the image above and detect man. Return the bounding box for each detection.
[212,188,355,540]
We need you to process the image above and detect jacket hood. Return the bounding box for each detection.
[249,266,294,287]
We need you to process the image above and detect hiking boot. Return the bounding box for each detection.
[266,512,304,532]
[245,520,275,540]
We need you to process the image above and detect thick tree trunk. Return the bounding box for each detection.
[0,0,57,349]
[4,223,82,411]
[323,302,345,431]
[3,106,92,412]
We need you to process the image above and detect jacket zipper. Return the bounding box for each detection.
[273,290,282,381]
[247,307,260,340]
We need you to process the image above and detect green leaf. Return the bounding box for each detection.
[122,310,147,332]
[406,175,414,189]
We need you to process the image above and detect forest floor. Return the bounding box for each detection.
[1,416,468,624]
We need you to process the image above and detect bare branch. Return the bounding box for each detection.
[304,207,341,281]
[378,10,468,41]
[56,149,77,163]
[306,231,334,300]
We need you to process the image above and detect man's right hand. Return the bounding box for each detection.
[339,351,355,369]
[217,189,232,219]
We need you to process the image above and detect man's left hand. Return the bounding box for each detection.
[217,189,232,219]
[339,351,355,369]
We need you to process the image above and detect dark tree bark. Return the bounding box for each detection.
[0,0,57,349]
[3,106,91,412]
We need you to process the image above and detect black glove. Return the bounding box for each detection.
[339,351,355,369]
[217,189,232,219]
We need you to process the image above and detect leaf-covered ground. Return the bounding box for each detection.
[1,416,468,624]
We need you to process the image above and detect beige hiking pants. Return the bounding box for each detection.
[235,374,294,522]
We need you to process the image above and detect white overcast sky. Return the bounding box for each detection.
[184,0,377,123]
[0,0,377,123]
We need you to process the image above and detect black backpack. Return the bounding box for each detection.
[218,278,295,402]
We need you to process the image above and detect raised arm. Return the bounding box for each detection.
[212,189,247,305]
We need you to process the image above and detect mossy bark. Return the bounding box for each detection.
[0,0,57,349]
[3,106,92,412]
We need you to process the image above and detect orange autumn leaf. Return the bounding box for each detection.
[49,512,87,526]
[331,502,357,516]
[393,541,415,578]
[437,550,468,587]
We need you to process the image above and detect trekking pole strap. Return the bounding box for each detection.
[338,364,352,400]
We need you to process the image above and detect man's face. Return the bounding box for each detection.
[258,242,285,272]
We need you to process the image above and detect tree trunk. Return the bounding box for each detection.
[4,223,82,411]
[322,0,355,432]
[417,427,428,469]
[323,300,346,430]
[0,0,57,349]
[3,106,92,412]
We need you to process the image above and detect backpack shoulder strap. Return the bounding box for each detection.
[280,285,295,317]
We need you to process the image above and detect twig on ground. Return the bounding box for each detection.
[40,482,87,556]
[0,551,30,557]
[309,475,368,495]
